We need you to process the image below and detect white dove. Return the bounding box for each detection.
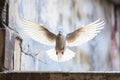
[20,19,105,62]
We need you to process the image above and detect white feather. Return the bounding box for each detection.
[67,19,105,46]
[20,20,55,45]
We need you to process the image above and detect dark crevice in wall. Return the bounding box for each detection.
[0,0,6,26]
[108,0,120,6]
[0,0,6,72]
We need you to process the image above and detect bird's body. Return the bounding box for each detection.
[55,31,66,60]
[55,31,66,54]
[20,19,105,62]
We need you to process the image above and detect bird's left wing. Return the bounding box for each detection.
[66,19,105,46]
[20,19,56,45]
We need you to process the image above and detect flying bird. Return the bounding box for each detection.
[20,19,105,62]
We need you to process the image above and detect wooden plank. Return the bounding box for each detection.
[0,29,5,71]
[116,6,120,47]
[4,27,16,70]
[0,0,7,72]
[13,37,22,70]
[0,73,120,80]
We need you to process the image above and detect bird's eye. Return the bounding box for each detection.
[56,52,58,55]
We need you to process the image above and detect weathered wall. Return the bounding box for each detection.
[8,0,120,71]
[0,0,120,80]
[0,0,22,71]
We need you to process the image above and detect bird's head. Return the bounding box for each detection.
[58,31,62,35]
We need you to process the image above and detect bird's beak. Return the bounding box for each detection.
[57,53,62,61]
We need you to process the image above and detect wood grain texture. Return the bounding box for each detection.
[4,27,16,70]
[14,37,22,70]
[0,73,120,80]
[0,29,5,72]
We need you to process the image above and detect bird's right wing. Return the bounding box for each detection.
[66,19,105,46]
[20,19,56,45]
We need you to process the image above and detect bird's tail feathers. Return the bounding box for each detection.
[46,48,75,62]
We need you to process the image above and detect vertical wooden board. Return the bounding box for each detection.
[118,9,120,51]
[117,6,120,49]
[0,0,7,72]
[4,28,16,70]
[0,29,5,71]
[13,37,22,71]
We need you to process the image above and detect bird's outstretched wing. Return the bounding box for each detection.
[66,19,105,46]
[21,19,56,45]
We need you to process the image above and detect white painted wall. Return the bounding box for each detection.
[9,0,119,71]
